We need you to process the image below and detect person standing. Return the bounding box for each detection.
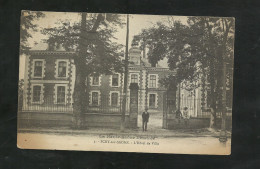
[175,109,182,124]
[142,108,150,131]
[183,107,189,127]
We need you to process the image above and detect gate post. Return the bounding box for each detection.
[163,82,177,129]
[129,83,139,128]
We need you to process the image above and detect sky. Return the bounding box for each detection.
[19,11,188,79]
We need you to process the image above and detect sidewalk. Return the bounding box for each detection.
[18,126,231,138]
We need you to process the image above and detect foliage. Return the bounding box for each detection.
[18,79,24,111]
[41,13,126,128]
[133,16,234,91]
[133,16,234,127]
[41,13,125,75]
[20,11,45,55]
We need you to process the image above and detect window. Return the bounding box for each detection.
[149,94,156,108]
[57,86,66,104]
[149,75,157,88]
[34,61,43,77]
[92,92,99,106]
[131,74,138,83]
[32,85,41,102]
[55,60,68,78]
[112,74,119,87]
[92,75,99,86]
[58,61,67,77]
[111,92,118,106]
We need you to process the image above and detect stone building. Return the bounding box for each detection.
[20,43,174,128]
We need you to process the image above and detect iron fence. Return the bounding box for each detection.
[167,96,232,118]
[22,94,73,112]
[22,94,129,114]
[86,94,130,114]
[197,111,232,118]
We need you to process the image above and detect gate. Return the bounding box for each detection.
[162,92,168,129]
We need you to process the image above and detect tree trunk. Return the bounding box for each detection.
[204,19,219,129]
[72,13,87,129]
[72,13,104,128]
[72,64,86,129]
[209,57,217,128]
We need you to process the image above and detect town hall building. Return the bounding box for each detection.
[19,43,174,128]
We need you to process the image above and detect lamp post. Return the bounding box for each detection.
[121,14,129,131]
[219,60,227,143]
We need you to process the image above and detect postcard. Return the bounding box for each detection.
[18,11,234,155]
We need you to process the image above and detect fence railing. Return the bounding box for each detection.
[22,94,129,114]
[172,97,232,118]
[196,111,232,118]
[22,94,73,112]
[86,94,130,114]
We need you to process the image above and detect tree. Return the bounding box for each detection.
[133,16,234,128]
[20,10,45,55]
[188,17,234,128]
[42,13,124,128]
[18,79,24,111]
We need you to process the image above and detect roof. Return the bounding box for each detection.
[30,42,67,51]
[30,43,169,69]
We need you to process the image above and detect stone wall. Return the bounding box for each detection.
[167,117,232,130]
[18,111,130,129]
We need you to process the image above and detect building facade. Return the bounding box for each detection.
[20,44,231,129]
[22,45,174,117]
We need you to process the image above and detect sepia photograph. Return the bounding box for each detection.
[17,11,234,155]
